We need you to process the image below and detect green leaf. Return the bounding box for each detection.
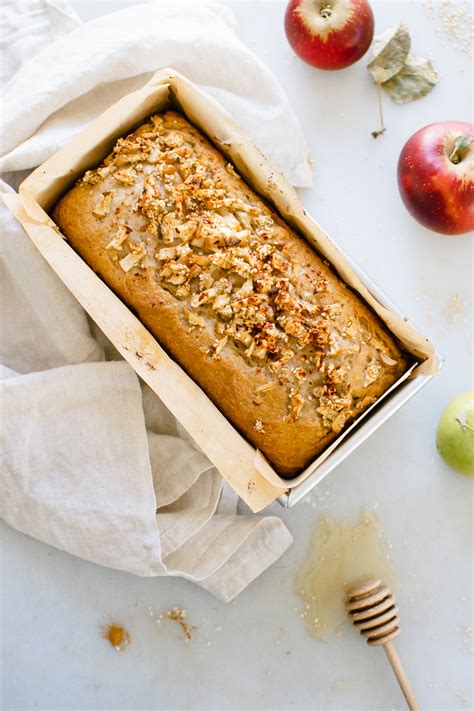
[367,23,411,84]
[382,54,438,103]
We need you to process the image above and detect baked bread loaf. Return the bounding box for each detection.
[53,111,408,477]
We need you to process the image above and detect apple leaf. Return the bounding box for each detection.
[367,23,411,84]
[382,54,438,103]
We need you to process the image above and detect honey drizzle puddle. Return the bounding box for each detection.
[295,510,396,641]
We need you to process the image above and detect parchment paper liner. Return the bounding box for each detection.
[3,68,438,512]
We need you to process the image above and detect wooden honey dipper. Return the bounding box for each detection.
[345,577,419,711]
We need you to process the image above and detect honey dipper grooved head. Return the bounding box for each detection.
[345,577,400,646]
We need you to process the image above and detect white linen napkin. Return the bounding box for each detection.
[1,0,312,187]
[0,0,305,601]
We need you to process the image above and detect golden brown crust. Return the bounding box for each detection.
[53,110,408,477]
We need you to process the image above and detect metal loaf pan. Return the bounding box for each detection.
[278,227,443,508]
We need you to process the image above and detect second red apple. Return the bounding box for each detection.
[285,0,374,70]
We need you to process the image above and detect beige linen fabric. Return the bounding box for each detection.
[0,0,299,600]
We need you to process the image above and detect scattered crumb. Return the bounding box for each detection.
[457,624,472,650]
[415,287,470,334]
[443,293,465,325]
[156,606,196,642]
[254,419,265,433]
[331,679,348,691]
[423,0,474,57]
[302,485,334,511]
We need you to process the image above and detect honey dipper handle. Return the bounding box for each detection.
[383,642,420,711]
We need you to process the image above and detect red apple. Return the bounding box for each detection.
[284,0,374,70]
[398,122,474,236]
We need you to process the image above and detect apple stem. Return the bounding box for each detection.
[318,1,332,18]
[371,82,386,139]
[448,135,471,164]
[456,416,474,432]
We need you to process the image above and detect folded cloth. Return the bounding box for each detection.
[0,361,291,600]
[0,0,299,601]
[1,0,312,187]
[0,0,81,85]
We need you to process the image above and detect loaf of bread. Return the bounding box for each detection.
[53,111,408,477]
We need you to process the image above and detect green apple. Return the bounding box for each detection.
[436,392,474,477]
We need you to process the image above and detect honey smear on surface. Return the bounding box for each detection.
[295,510,396,641]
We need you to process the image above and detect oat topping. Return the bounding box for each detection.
[82,111,402,429]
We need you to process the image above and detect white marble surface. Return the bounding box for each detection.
[1,1,473,709]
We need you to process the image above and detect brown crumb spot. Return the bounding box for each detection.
[100,623,131,652]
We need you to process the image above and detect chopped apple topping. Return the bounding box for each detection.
[106,223,131,250]
[380,352,399,368]
[212,335,228,358]
[92,191,115,218]
[113,168,137,186]
[90,111,400,431]
[157,246,177,260]
[363,363,381,387]
[184,309,206,328]
[255,381,278,393]
[119,242,146,272]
